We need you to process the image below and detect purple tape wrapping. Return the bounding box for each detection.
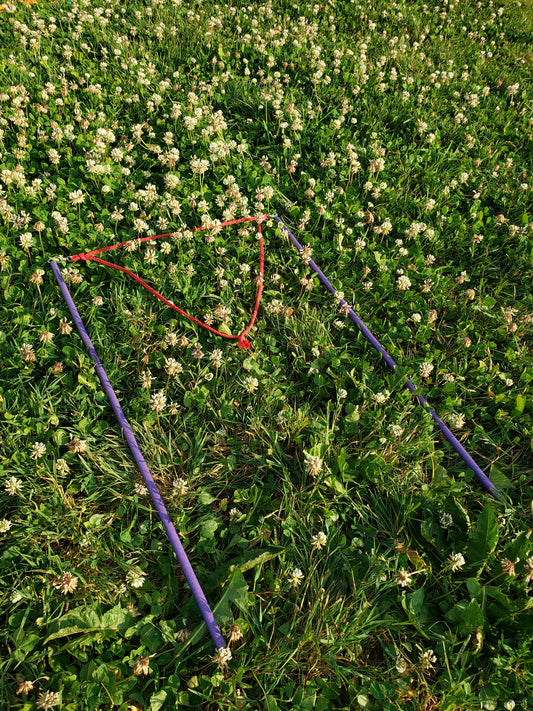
[273,216,501,500]
[49,260,226,649]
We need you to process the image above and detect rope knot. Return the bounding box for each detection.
[71,252,89,262]
[237,334,252,349]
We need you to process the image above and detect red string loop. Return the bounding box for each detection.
[70,216,268,348]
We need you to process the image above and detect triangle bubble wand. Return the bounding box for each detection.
[49,210,500,655]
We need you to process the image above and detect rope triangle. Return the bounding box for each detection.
[70,215,267,348]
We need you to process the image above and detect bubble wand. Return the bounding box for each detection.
[273,214,501,500]
[49,258,227,649]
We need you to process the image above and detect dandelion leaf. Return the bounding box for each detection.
[467,504,499,573]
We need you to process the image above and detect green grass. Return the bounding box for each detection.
[0,0,532,709]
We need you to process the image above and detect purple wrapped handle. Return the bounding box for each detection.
[272,216,501,500]
[49,260,226,649]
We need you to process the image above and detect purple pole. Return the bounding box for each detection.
[49,260,226,649]
[273,216,501,500]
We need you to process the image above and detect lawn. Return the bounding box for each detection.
[0,0,532,709]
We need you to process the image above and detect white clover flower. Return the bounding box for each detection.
[304,452,323,477]
[396,656,408,674]
[126,569,146,589]
[372,391,390,404]
[20,342,35,362]
[39,330,54,343]
[144,246,157,265]
[501,558,517,576]
[243,376,259,393]
[229,507,243,522]
[228,624,243,645]
[69,189,85,205]
[177,626,191,643]
[68,438,87,454]
[440,512,454,528]
[4,476,23,495]
[11,590,23,603]
[300,245,313,264]
[173,478,188,496]
[397,274,412,291]
[19,232,34,250]
[395,568,412,587]
[53,572,78,594]
[30,442,46,460]
[36,690,61,709]
[381,219,393,235]
[288,568,304,588]
[165,174,181,191]
[0,519,12,533]
[190,156,209,175]
[311,531,327,550]
[450,412,465,429]
[165,332,179,347]
[209,349,223,368]
[420,648,437,670]
[419,362,434,377]
[213,646,232,667]
[150,390,167,412]
[389,424,404,437]
[56,459,70,475]
[369,157,385,172]
[448,553,466,571]
[165,357,183,376]
[48,148,60,165]
[133,656,151,676]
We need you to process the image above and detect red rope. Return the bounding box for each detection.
[70,215,268,349]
